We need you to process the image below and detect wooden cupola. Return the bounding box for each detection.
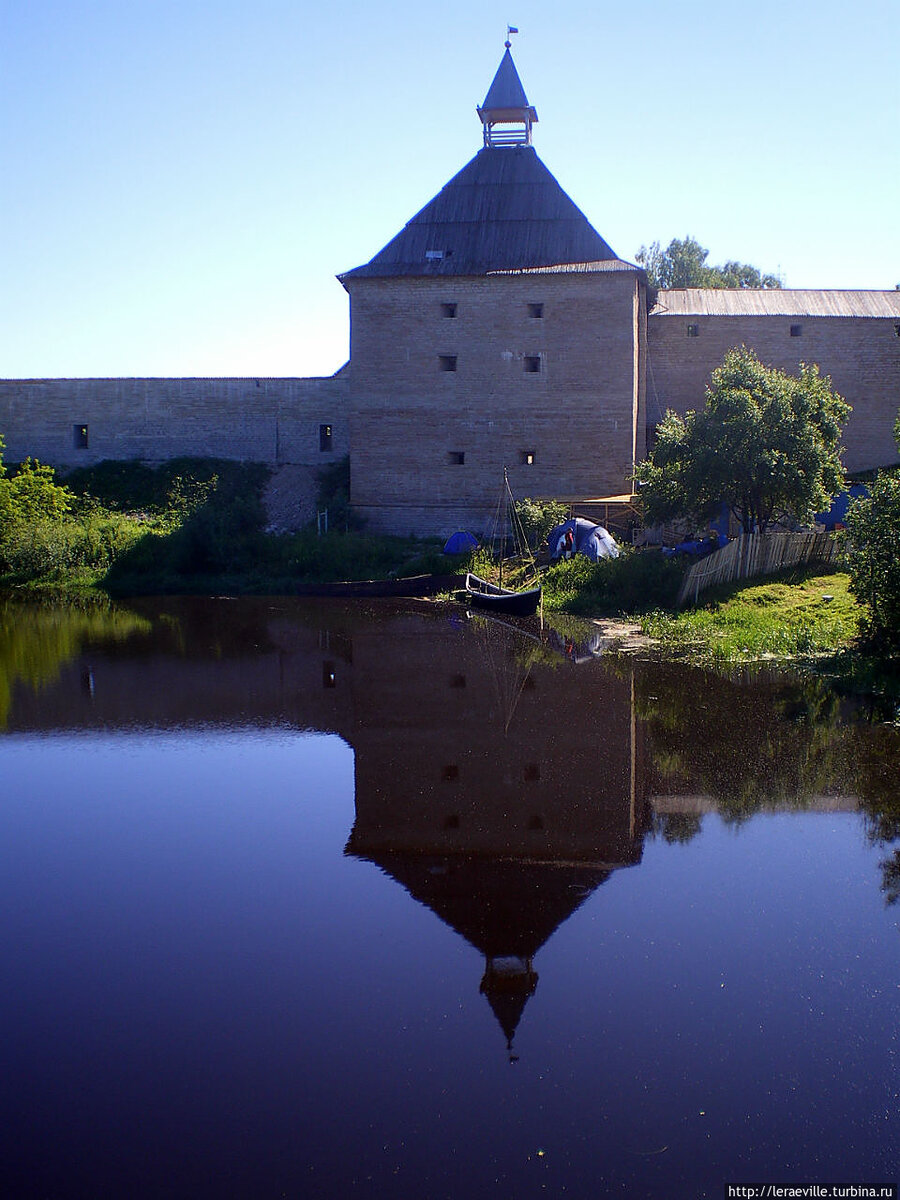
[477,43,538,147]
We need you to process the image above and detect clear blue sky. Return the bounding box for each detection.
[2,0,898,379]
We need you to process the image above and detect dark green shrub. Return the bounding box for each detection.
[514,497,568,550]
[847,470,900,648]
[542,547,683,615]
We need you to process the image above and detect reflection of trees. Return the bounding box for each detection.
[652,811,703,844]
[636,657,900,906]
[847,723,900,904]
[636,661,853,829]
[0,599,150,728]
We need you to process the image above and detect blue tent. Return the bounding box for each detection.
[443,530,479,555]
[548,518,619,561]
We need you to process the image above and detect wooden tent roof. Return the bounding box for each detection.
[340,146,619,281]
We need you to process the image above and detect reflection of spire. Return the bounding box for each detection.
[480,955,538,1063]
[351,852,611,1056]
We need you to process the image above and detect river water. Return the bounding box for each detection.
[1,596,898,1199]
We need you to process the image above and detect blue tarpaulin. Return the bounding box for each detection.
[816,486,868,530]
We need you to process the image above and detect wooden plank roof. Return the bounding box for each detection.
[650,289,900,318]
[340,146,619,281]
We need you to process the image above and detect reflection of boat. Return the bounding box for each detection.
[465,572,542,617]
[465,468,542,616]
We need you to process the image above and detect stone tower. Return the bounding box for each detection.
[340,45,647,537]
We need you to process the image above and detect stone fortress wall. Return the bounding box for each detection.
[648,307,900,475]
[1,287,898,537]
[0,373,350,471]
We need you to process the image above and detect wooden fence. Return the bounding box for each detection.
[677,531,844,607]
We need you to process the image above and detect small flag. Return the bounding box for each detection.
[508,25,518,34]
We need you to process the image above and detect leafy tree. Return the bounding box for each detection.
[514,497,568,550]
[846,412,900,648]
[635,347,850,534]
[635,235,781,290]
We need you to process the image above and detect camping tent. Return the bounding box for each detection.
[548,518,619,561]
[443,530,479,555]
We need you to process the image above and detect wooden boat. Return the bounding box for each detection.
[464,467,543,616]
[465,572,542,617]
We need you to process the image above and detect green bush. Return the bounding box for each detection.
[514,497,568,550]
[541,547,683,615]
[847,470,900,648]
[1,510,143,581]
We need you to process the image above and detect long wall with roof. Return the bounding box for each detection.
[648,290,900,473]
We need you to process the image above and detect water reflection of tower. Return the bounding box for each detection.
[345,613,649,1056]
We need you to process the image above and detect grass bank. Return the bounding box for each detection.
[638,566,861,663]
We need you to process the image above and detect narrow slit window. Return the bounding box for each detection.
[439,355,457,372]
[522,450,535,465]
[790,324,803,337]
[528,303,544,318]
[74,424,89,449]
[319,423,333,451]
[448,451,465,466]
[894,324,900,337]
[686,324,699,338]
[441,302,457,318]
[524,355,542,373]
[322,662,336,689]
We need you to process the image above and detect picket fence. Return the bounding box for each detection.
[677,531,844,607]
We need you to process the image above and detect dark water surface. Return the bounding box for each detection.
[1,597,899,1199]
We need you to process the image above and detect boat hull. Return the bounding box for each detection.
[465,573,542,617]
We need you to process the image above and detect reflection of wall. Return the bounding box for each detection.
[3,599,651,1059]
[4,599,355,736]
[6,602,649,870]
[345,614,647,865]
[5,603,649,870]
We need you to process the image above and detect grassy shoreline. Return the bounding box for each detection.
[3,456,896,690]
[637,567,860,664]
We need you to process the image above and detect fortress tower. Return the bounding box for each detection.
[339,45,648,535]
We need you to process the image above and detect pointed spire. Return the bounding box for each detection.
[477,43,538,147]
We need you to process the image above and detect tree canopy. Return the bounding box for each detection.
[635,236,781,290]
[635,347,850,535]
